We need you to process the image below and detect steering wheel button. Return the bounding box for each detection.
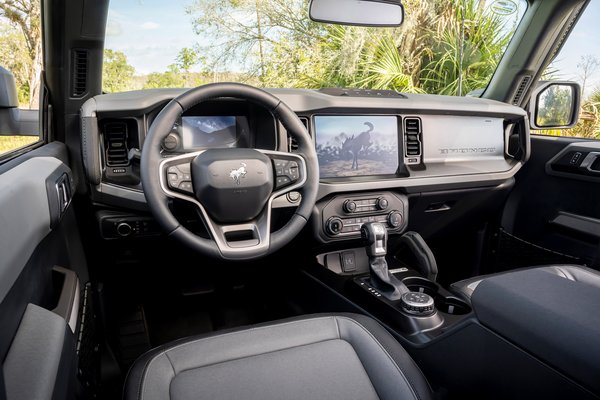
[168,173,178,181]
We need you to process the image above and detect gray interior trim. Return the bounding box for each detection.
[3,304,68,400]
[86,88,527,117]
[51,266,80,333]
[0,157,62,303]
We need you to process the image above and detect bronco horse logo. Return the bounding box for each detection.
[229,162,247,185]
[341,122,374,170]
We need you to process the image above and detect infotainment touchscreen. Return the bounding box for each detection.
[314,115,399,178]
[181,116,238,149]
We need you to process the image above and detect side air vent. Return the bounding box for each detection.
[71,49,89,97]
[511,75,532,106]
[104,122,129,166]
[289,117,309,152]
[403,117,422,165]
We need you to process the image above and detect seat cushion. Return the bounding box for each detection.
[450,264,597,299]
[124,313,432,400]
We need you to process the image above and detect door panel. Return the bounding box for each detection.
[500,135,600,268]
[0,143,89,400]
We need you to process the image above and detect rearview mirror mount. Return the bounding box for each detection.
[309,0,404,27]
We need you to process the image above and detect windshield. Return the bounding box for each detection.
[103,0,526,96]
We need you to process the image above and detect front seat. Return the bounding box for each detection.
[124,313,432,400]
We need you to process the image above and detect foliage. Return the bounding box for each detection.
[102,49,135,93]
[186,0,516,95]
[0,0,42,108]
[0,23,30,105]
[0,135,38,154]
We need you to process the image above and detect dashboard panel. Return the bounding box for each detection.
[80,87,529,242]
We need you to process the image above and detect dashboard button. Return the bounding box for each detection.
[326,217,344,235]
[343,200,357,213]
[377,197,389,210]
[388,211,403,228]
[178,181,193,193]
[276,176,291,188]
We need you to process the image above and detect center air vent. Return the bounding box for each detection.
[288,117,309,152]
[104,122,129,166]
[403,117,422,165]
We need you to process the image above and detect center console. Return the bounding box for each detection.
[315,221,472,343]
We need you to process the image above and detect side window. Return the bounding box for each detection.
[534,2,600,138]
[0,1,42,158]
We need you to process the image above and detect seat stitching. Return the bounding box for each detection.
[333,316,341,339]
[139,350,169,400]
[160,317,334,355]
[337,316,426,400]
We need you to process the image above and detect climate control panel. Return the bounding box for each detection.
[318,192,408,241]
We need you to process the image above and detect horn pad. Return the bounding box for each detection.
[191,149,273,223]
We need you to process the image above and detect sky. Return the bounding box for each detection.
[104,0,600,97]
[105,0,200,75]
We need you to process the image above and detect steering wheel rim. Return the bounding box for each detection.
[141,83,319,260]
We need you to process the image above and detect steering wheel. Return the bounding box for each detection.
[141,83,319,260]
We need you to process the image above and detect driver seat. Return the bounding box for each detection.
[124,314,432,400]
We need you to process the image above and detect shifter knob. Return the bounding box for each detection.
[361,222,388,258]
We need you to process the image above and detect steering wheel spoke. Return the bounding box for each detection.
[200,206,272,259]
[258,149,308,196]
[159,151,203,202]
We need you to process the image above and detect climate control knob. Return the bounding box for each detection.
[343,200,358,213]
[326,217,344,235]
[387,211,403,228]
[376,196,389,210]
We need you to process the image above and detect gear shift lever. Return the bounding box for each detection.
[361,222,409,301]
[362,223,435,315]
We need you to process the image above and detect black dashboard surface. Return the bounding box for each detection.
[80,87,528,209]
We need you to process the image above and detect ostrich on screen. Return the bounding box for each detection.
[341,122,374,170]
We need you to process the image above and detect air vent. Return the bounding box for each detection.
[511,75,532,106]
[71,49,88,97]
[104,122,129,166]
[289,117,309,152]
[403,117,422,165]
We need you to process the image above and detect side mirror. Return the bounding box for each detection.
[529,81,581,130]
[309,0,404,27]
[0,66,18,108]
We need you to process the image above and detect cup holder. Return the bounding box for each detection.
[403,277,438,297]
[402,277,472,315]
[435,296,471,315]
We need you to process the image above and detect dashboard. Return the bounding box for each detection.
[80,87,529,243]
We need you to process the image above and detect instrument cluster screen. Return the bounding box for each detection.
[181,116,239,149]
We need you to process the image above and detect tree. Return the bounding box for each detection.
[176,47,201,72]
[0,0,42,108]
[186,0,515,95]
[0,22,30,104]
[102,49,135,93]
[143,64,186,89]
[577,55,600,97]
